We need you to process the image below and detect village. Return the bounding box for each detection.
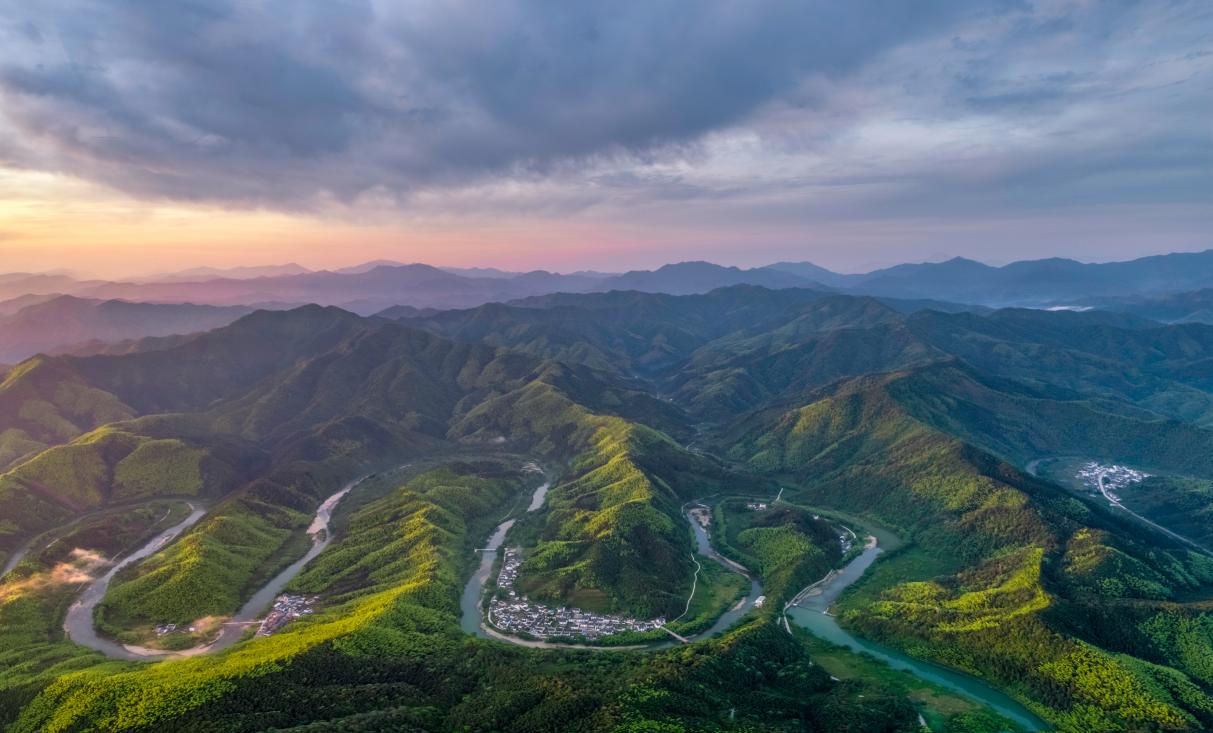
[1077,462,1150,504]
[255,594,317,637]
[487,548,665,640]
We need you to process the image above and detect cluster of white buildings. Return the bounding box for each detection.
[838,532,853,554]
[1077,462,1149,501]
[256,594,316,637]
[488,548,665,640]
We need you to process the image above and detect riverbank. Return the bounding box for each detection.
[63,502,209,661]
[64,471,382,661]
[461,481,765,650]
[781,524,1048,732]
[2,497,202,580]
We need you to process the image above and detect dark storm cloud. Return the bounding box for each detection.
[0,0,1009,205]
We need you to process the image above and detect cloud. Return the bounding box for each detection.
[0,0,1206,266]
[0,0,1008,206]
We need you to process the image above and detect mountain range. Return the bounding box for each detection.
[0,296,255,362]
[0,248,1209,365]
[4,256,1213,731]
[3,248,1212,315]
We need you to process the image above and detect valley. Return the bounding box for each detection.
[2,2,1206,727]
[63,501,209,659]
[4,285,1213,731]
[785,530,1048,731]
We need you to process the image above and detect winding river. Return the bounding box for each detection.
[65,474,371,660]
[58,462,1048,727]
[466,476,1048,730]
[684,506,763,637]
[63,502,209,660]
[785,534,1049,732]
[460,482,765,649]
[3,498,195,580]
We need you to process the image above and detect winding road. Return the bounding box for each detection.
[3,498,200,580]
[1094,473,1212,556]
[1028,457,1211,557]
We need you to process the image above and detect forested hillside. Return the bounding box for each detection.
[729,373,1213,730]
[5,288,1213,731]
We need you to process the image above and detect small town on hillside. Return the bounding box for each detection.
[1077,462,1150,503]
[488,548,665,640]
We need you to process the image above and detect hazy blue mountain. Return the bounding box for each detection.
[67,264,606,310]
[0,295,256,362]
[597,261,824,294]
[439,265,521,278]
[1072,288,1213,325]
[140,263,311,282]
[765,261,866,288]
[0,293,64,316]
[3,249,1213,314]
[333,259,408,274]
[0,273,99,300]
[845,250,1213,305]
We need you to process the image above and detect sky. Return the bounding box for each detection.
[0,0,1209,278]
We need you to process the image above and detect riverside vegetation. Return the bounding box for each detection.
[4,286,1213,730]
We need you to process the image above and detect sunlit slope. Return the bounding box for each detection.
[10,464,914,733]
[0,425,261,567]
[452,371,728,617]
[730,371,1213,731]
[887,362,1213,476]
[0,357,135,471]
[20,306,701,631]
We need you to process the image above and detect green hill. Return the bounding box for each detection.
[7,291,1213,730]
[0,307,703,632]
[729,372,1213,731]
[8,462,916,733]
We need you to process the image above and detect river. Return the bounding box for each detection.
[785,541,1049,732]
[65,474,370,660]
[63,502,208,661]
[460,473,550,641]
[460,484,766,648]
[4,498,195,580]
[684,506,763,637]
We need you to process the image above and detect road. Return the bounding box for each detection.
[785,530,873,611]
[2,498,200,580]
[1096,473,1211,556]
[1029,457,1209,557]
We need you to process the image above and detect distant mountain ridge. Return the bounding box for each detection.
[0,295,255,362]
[5,248,1213,315]
[139,263,311,282]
